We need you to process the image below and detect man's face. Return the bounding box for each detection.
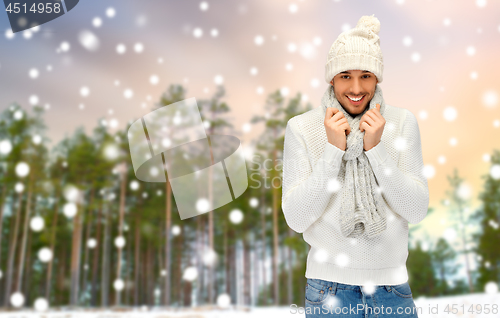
[330,70,378,117]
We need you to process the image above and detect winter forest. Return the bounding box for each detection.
[0,83,499,315]
[1,0,500,317]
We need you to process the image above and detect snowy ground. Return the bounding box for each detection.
[1,293,499,318]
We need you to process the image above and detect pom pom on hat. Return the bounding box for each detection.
[355,14,381,35]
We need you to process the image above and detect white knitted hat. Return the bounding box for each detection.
[325,14,384,84]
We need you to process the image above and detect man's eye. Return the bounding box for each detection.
[341,75,371,79]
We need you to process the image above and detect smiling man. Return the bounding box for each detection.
[329,70,377,118]
[281,15,429,317]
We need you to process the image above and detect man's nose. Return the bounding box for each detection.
[350,78,363,94]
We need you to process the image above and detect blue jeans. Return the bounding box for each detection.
[304,278,420,317]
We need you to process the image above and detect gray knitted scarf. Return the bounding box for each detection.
[321,84,387,238]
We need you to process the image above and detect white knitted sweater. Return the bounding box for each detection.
[281,103,429,286]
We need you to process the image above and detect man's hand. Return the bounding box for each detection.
[324,107,351,151]
[359,104,385,151]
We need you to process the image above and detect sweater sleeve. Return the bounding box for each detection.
[281,117,345,233]
[364,109,429,224]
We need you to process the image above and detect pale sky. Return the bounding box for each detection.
[0,0,499,248]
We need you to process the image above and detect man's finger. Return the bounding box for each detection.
[360,121,366,132]
[365,111,378,123]
[362,114,376,127]
[325,107,333,120]
[370,104,383,120]
[375,104,382,116]
[325,107,340,123]
[326,107,339,116]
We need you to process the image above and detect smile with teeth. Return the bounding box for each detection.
[347,95,364,102]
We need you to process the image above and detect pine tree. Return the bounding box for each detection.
[430,238,459,295]
[443,168,475,293]
[470,149,500,292]
[197,85,234,305]
[407,241,438,297]
[251,91,312,305]
[154,84,187,306]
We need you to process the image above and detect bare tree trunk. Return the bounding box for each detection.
[147,240,153,306]
[236,240,241,305]
[145,240,149,306]
[0,183,8,274]
[229,230,236,305]
[158,241,163,306]
[125,226,133,305]
[208,211,214,304]
[134,211,141,306]
[4,191,23,307]
[101,205,111,307]
[224,219,228,294]
[200,215,206,305]
[260,177,268,305]
[164,180,172,306]
[57,245,68,305]
[207,134,215,305]
[272,133,279,305]
[22,229,33,305]
[205,98,218,305]
[182,223,191,307]
[0,193,8,305]
[183,266,192,308]
[70,193,85,306]
[243,232,251,305]
[287,228,293,305]
[458,201,474,292]
[81,188,95,304]
[45,196,60,300]
[90,200,102,307]
[141,245,146,306]
[16,174,34,292]
[115,166,127,306]
[196,216,202,305]
[252,232,258,306]
[174,225,182,305]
